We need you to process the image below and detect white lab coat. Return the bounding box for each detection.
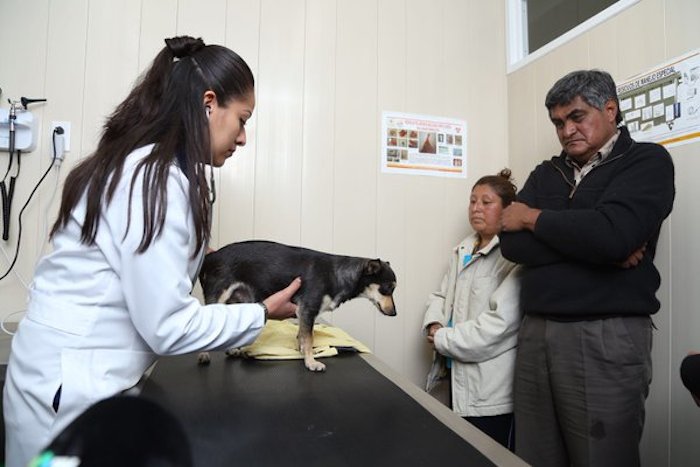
[3,145,265,467]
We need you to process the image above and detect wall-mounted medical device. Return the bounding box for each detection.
[0,108,37,153]
[0,97,46,153]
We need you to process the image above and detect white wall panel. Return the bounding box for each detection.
[403,176,453,385]
[614,0,666,80]
[587,15,620,79]
[81,0,142,164]
[215,0,262,245]
[375,0,409,375]
[329,0,380,349]
[506,66,537,188]
[666,0,700,59]
[253,0,305,244]
[401,0,448,383]
[177,0,227,43]
[404,1,457,381]
[139,0,177,73]
[39,0,90,264]
[463,1,508,182]
[300,0,336,252]
[1,0,509,402]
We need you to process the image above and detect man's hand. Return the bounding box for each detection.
[618,245,646,268]
[263,277,301,320]
[502,202,541,232]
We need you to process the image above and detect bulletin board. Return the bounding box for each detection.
[617,49,700,148]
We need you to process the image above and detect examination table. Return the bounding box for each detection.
[138,351,528,466]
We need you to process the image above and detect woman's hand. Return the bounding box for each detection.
[262,277,301,320]
[426,322,443,344]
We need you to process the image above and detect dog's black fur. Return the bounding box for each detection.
[198,240,397,371]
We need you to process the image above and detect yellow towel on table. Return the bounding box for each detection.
[238,320,371,360]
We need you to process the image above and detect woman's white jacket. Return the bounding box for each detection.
[3,145,266,467]
[422,234,521,417]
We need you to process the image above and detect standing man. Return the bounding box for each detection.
[500,69,675,467]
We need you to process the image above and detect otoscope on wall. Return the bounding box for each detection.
[1,94,46,241]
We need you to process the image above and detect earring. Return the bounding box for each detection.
[205,106,211,119]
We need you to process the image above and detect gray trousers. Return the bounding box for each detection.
[514,315,652,467]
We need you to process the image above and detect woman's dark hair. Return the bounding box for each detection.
[51,36,254,255]
[473,168,517,207]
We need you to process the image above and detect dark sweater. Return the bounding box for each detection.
[681,354,700,397]
[501,127,675,319]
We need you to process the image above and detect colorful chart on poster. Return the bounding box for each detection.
[381,111,467,178]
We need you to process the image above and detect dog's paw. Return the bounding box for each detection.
[197,352,211,365]
[305,359,326,372]
[225,347,243,358]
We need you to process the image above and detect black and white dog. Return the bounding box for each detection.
[198,240,397,371]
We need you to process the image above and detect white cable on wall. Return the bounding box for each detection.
[1,127,65,336]
[0,310,23,335]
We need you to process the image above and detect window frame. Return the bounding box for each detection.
[506,0,641,74]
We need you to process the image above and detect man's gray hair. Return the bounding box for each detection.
[545,69,623,124]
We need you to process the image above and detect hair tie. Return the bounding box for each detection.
[164,36,206,61]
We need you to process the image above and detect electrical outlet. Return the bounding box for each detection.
[50,121,71,152]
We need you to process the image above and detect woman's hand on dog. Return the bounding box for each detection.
[262,277,301,320]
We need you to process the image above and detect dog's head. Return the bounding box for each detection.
[358,259,397,316]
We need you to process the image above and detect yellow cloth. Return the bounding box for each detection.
[238,320,371,360]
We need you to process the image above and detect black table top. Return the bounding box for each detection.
[140,352,526,467]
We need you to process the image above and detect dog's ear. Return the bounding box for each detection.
[364,259,382,275]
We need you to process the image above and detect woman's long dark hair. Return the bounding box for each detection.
[51,36,254,255]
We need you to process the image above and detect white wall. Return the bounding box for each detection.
[506,0,700,465]
[3,0,697,465]
[0,0,509,390]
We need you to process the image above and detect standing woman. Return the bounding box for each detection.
[3,36,300,466]
[423,169,521,450]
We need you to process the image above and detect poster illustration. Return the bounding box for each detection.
[617,49,700,148]
[381,111,467,178]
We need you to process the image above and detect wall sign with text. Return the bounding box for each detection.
[381,111,467,178]
[617,49,700,148]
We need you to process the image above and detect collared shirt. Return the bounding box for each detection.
[567,129,620,185]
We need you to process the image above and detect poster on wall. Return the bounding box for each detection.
[381,111,467,178]
[617,49,700,148]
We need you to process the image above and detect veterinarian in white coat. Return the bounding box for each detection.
[3,36,300,467]
[423,169,521,451]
